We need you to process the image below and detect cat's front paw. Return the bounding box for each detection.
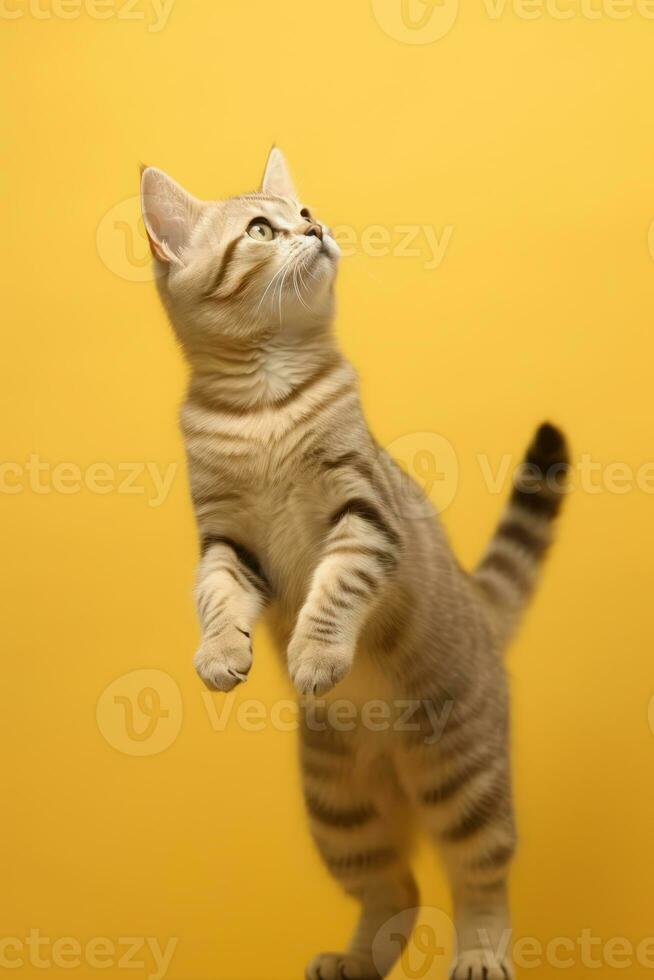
[288,637,353,696]
[193,626,252,692]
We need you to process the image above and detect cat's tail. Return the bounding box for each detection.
[473,422,569,644]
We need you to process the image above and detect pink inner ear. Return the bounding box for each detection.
[143,220,170,263]
[140,166,203,265]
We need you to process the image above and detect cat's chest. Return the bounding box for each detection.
[186,428,320,513]
[185,414,324,538]
[182,401,341,611]
[181,401,322,485]
[241,478,327,618]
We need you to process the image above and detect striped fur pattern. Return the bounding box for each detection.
[141,149,569,980]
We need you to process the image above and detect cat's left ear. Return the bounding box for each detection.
[140,166,204,266]
[260,146,297,199]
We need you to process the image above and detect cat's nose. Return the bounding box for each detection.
[304,223,323,241]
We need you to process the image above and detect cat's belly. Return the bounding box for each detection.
[326,643,394,708]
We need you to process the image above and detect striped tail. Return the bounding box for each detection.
[475,422,569,643]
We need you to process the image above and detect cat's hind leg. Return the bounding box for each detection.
[395,678,516,980]
[408,737,515,978]
[299,715,418,980]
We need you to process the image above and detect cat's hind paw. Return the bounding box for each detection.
[306,951,380,980]
[450,950,513,980]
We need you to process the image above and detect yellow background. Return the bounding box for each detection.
[3,1,654,977]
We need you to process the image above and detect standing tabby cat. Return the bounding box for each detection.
[140,149,568,980]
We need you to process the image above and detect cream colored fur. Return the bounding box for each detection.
[140,148,568,980]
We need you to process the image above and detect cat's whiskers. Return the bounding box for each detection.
[293,254,312,313]
[257,252,296,316]
[274,242,305,324]
[276,260,292,326]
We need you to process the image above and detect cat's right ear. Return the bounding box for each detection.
[140,166,204,266]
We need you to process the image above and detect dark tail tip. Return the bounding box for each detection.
[512,422,570,518]
[528,422,569,468]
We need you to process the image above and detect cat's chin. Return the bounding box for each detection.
[308,251,339,296]
[320,235,341,261]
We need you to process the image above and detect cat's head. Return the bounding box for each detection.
[140,148,339,355]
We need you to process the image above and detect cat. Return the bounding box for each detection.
[140,148,568,980]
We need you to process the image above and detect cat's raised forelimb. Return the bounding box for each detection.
[194,628,253,692]
[288,498,401,695]
[193,536,269,692]
[288,635,355,696]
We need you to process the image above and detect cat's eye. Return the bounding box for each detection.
[247,218,275,242]
[300,208,312,220]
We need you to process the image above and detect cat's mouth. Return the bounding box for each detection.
[298,235,338,271]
